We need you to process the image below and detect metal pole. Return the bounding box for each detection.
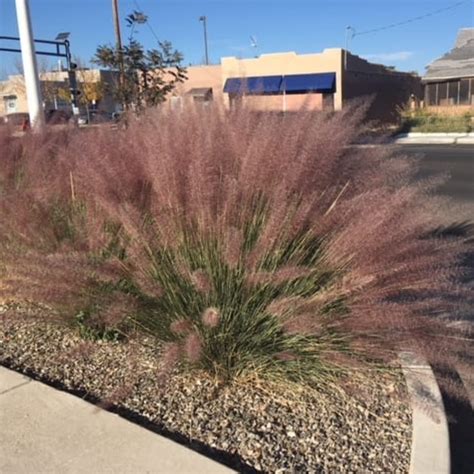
[63,39,78,116]
[200,16,209,65]
[14,0,44,130]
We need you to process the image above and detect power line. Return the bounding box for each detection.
[353,0,472,37]
[133,0,161,44]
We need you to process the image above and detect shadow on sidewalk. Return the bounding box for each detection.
[433,364,474,474]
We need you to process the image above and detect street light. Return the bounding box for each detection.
[199,16,209,65]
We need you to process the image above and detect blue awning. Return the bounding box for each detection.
[223,72,336,95]
[282,73,336,94]
[223,78,245,94]
[224,75,282,95]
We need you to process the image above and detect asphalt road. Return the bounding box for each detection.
[400,145,473,220]
[399,145,473,473]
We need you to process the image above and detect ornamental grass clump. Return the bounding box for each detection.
[0,105,472,385]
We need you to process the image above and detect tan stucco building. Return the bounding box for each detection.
[171,64,224,109]
[171,48,421,122]
[0,69,119,118]
[1,48,421,123]
[221,49,343,111]
[0,75,29,116]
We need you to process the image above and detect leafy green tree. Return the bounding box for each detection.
[93,11,186,110]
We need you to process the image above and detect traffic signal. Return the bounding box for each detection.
[67,69,80,110]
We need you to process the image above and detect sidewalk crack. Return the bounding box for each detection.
[0,380,31,396]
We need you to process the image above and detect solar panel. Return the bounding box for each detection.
[55,32,70,41]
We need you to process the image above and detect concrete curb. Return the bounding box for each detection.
[397,132,474,137]
[400,352,450,474]
[393,132,474,145]
[455,137,474,145]
[394,137,457,144]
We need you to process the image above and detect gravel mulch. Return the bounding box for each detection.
[0,306,411,473]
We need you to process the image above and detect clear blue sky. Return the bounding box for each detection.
[1,0,473,78]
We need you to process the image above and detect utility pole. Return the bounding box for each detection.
[199,16,209,65]
[112,0,123,55]
[15,0,44,130]
[344,26,355,70]
[112,0,125,106]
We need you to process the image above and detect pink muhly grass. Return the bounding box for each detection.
[184,331,203,363]
[0,104,472,395]
[245,266,311,287]
[269,265,313,286]
[282,314,323,336]
[190,269,212,294]
[169,319,193,335]
[202,307,220,328]
[96,293,136,329]
[174,258,193,280]
[266,297,303,319]
[132,270,164,299]
[223,226,243,268]
[161,342,182,369]
[244,270,272,287]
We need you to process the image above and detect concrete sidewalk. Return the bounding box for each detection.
[0,367,234,474]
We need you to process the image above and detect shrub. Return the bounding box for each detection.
[400,108,472,133]
[0,105,472,385]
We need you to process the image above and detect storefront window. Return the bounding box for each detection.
[459,79,470,104]
[425,83,437,105]
[437,82,448,105]
[447,80,459,105]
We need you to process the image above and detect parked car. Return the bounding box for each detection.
[45,109,72,125]
[89,110,112,123]
[2,111,73,130]
[77,110,112,126]
[111,111,123,123]
[1,112,29,127]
